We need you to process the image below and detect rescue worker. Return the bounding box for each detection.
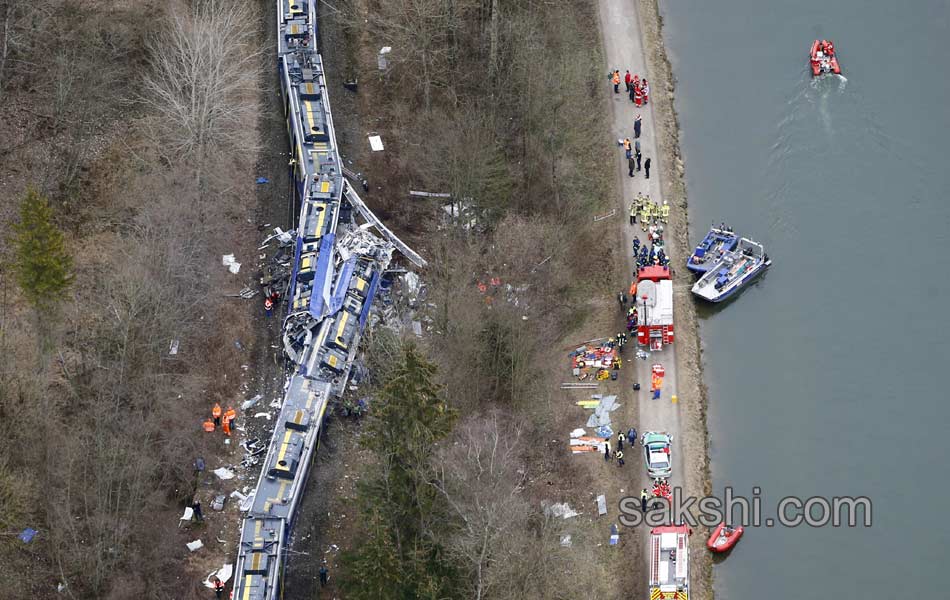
[191,494,204,522]
[604,441,612,461]
[212,403,222,428]
[223,406,236,436]
[202,419,215,433]
[629,200,637,225]
[661,200,670,223]
[640,489,649,512]
[634,81,643,106]
[617,431,625,451]
[641,79,650,104]
[264,296,274,317]
[612,70,621,93]
[624,70,632,92]
[211,575,225,599]
[616,449,625,467]
[319,565,329,587]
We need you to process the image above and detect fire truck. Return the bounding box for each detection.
[649,524,690,600]
[635,266,674,350]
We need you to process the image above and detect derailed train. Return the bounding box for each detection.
[230,2,422,598]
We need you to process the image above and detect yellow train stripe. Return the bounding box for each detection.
[275,430,294,469]
[313,202,326,234]
[243,574,253,600]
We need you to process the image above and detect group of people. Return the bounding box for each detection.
[611,70,650,106]
[629,192,668,227]
[203,403,237,436]
[604,427,639,466]
[633,236,670,269]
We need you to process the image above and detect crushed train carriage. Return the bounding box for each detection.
[231,2,425,599]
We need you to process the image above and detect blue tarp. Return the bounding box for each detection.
[256,177,270,184]
[308,233,336,319]
[358,270,381,331]
[18,528,38,543]
[327,257,357,316]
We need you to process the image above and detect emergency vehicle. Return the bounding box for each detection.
[635,266,674,350]
[649,524,690,600]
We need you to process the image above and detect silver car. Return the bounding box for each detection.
[641,431,673,478]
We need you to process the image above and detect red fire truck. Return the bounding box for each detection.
[634,266,674,350]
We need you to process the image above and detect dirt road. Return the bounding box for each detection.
[597,0,713,596]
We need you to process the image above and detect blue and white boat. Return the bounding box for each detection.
[686,225,738,274]
[690,238,771,303]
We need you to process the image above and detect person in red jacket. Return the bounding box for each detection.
[624,70,632,92]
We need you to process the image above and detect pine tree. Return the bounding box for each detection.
[10,187,74,312]
[341,345,459,599]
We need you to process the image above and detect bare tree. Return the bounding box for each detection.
[433,413,528,600]
[142,0,260,192]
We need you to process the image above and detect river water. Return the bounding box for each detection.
[660,1,950,597]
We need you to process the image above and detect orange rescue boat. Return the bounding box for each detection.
[810,39,841,77]
[707,522,743,552]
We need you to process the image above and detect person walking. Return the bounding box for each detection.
[644,157,652,179]
[634,114,642,138]
[636,150,642,172]
[623,137,632,159]
[624,70,632,92]
[604,441,612,461]
[319,565,329,587]
[612,70,621,93]
[616,450,625,467]
[640,489,649,512]
[628,427,637,447]
[628,154,636,178]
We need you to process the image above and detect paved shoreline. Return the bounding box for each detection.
[597,0,713,596]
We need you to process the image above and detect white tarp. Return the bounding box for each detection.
[203,564,234,588]
[368,135,384,152]
[213,467,235,480]
[222,254,241,274]
[186,539,204,552]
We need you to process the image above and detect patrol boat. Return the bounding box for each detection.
[686,225,738,275]
[690,238,770,303]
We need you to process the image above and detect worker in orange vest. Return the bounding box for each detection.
[212,403,222,428]
[223,407,237,436]
[611,70,621,93]
[202,419,215,433]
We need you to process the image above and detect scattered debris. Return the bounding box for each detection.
[253,412,272,420]
[561,382,599,390]
[204,564,234,588]
[377,46,391,70]
[545,502,580,519]
[226,286,259,299]
[597,494,607,516]
[594,208,617,222]
[569,435,606,454]
[222,254,241,274]
[409,190,452,198]
[179,507,195,525]
[256,177,270,184]
[212,494,227,511]
[186,539,204,552]
[239,492,255,512]
[560,534,573,548]
[168,340,179,356]
[18,528,38,543]
[412,321,423,337]
[230,490,248,502]
[241,395,262,411]
[609,524,620,545]
[570,428,586,438]
[368,134,384,152]
[213,468,235,480]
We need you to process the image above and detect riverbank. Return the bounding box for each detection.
[597,0,712,596]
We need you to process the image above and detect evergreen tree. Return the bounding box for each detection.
[10,187,74,312]
[341,345,459,599]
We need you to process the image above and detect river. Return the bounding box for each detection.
[659,0,950,596]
